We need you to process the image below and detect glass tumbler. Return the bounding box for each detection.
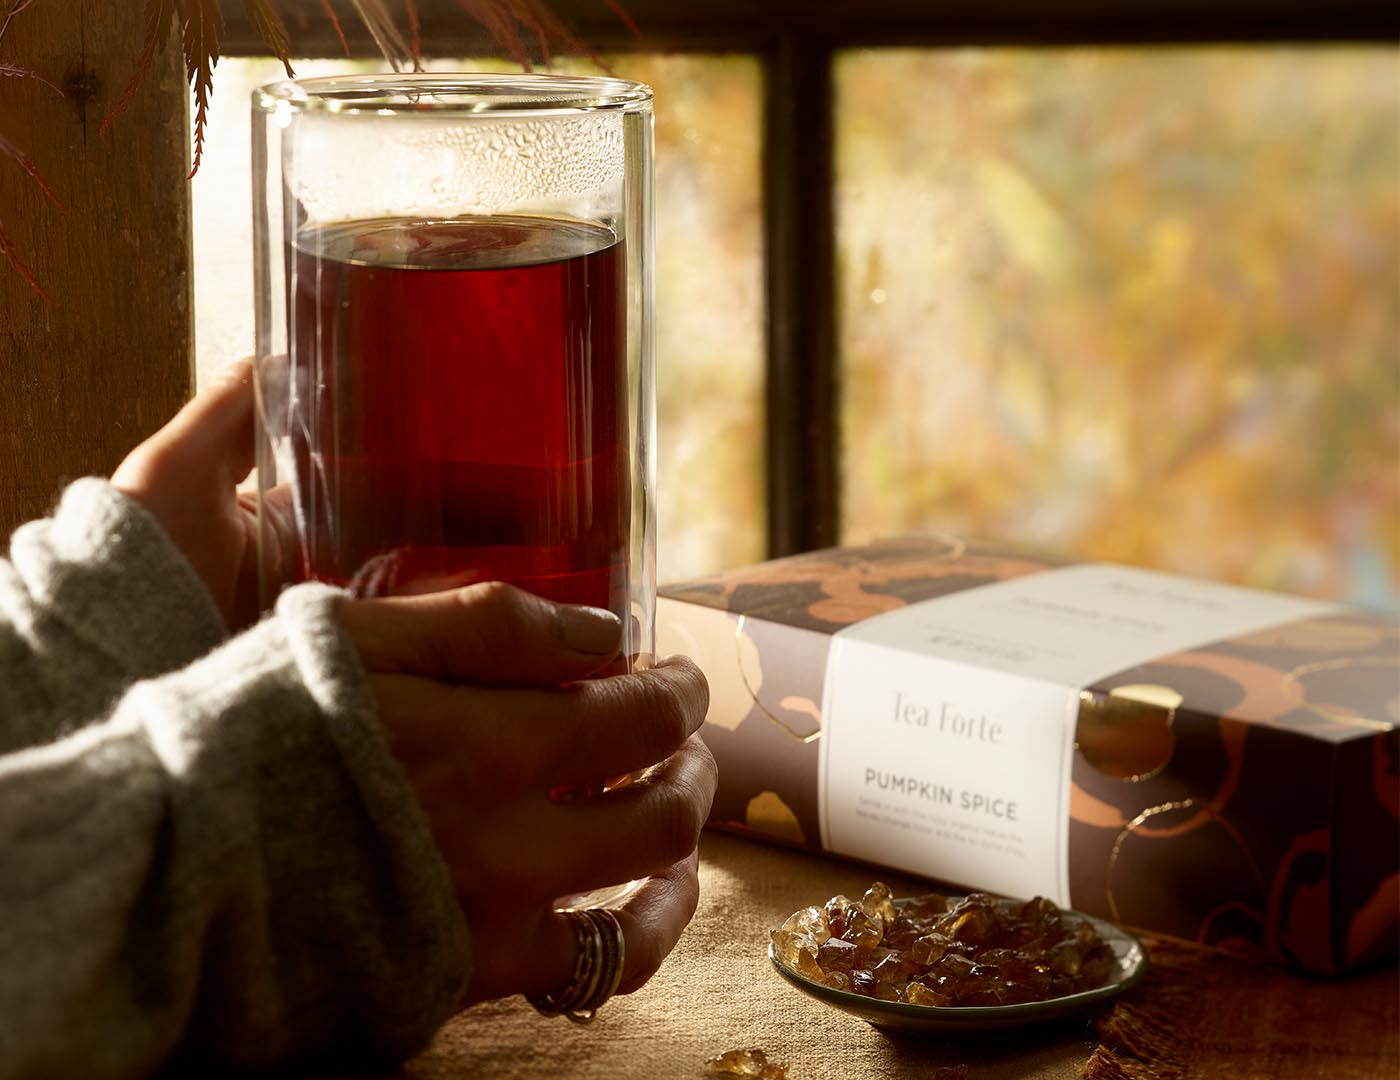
[251,74,655,673]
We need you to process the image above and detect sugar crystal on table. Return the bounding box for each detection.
[704,1047,790,1079]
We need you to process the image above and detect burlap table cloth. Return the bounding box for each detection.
[320,831,1397,1080]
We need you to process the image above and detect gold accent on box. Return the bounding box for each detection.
[656,598,757,732]
[1282,657,1398,731]
[1075,684,1182,781]
[736,615,821,743]
[746,790,806,844]
[778,695,822,728]
[1106,798,1266,925]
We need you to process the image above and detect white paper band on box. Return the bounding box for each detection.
[817,563,1337,904]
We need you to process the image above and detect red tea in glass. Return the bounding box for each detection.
[289,213,628,612]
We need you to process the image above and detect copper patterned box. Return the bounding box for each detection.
[657,538,1399,975]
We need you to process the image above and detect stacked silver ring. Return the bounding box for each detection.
[526,908,626,1024]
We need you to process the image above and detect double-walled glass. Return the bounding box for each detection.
[252,74,655,669]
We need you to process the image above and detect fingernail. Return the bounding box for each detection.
[558,605,622,654]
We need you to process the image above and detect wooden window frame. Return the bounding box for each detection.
[0,4,193,535]
[225,1,1398,558]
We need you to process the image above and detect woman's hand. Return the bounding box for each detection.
[112,361,718,1003]
[337,582,717,1005]
[111,357,284,631]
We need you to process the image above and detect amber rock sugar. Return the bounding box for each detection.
[772,884,1115,1007]
[704,1048,789,1079]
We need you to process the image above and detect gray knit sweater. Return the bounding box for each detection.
[0,479,472,1077]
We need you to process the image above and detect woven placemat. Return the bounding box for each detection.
[1084,937,1399,1080]
[308,831,1397,1080]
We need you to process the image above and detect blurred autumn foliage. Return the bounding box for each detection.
[838,46,1399,607]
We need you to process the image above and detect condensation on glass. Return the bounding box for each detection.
[836,47,1399,610]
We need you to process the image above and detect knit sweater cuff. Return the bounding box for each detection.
[6,478,228,679]
[141,582,471,1064]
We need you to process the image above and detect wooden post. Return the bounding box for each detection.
[0,0,192,535]
[764,35,838,556]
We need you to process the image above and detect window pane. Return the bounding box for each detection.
[837,47,1399,608]
[193,58,361,384]
[193,54,764,582]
